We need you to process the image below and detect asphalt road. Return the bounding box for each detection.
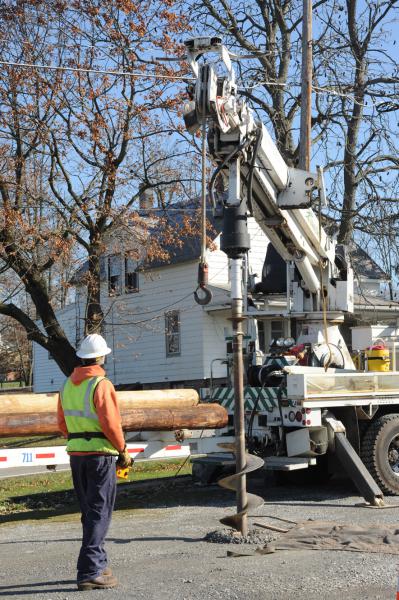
[0,476,398,599]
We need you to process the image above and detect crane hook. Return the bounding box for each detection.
[194,262,213,305]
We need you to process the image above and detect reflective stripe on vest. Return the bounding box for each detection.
[61,376,100,421]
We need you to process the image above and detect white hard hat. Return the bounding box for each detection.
[76,334,112,359]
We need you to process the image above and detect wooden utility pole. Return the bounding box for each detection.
[299,0,313,170]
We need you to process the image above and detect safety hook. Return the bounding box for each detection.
[194,285,213,306]
[194,262,213,305]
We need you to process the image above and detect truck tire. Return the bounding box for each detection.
[360,414,399,495]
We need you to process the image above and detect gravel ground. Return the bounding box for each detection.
[0,476,398,599]
[204,528,276,545]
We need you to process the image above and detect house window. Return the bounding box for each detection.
[108,254,122,296]
[125,256,139,293]
[165,310,181,356]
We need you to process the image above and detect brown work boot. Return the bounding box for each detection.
[77,574,118,591]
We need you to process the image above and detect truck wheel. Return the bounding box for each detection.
[360,414,399,495]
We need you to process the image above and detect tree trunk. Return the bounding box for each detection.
[0,231,78,375]
[0,388,200,413]
[337,1,367,244]
[47,339,79,376]
[85,235,104,335]
[24,274,78,374]
[0,404,228,436]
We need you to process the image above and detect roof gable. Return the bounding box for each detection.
[71,198,221,284]
[145,198,221,268]
[71,199,388,285]
[350,244,388,281]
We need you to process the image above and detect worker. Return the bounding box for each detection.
[57,333,132,591]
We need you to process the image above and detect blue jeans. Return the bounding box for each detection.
[70,454,117,582]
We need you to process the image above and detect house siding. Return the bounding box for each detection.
[33,218,271,392]
[34,257,236,391]
[205,233,229,287]
[103,262,207,386]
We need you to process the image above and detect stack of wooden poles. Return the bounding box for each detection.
[0,389,228,437]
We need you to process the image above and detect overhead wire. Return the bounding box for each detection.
[80,253,232,330]
[0,58,394,108]
[243,80,395,108]
[1,50,395,335]
[0,59,194,81]
[102,291,194,326]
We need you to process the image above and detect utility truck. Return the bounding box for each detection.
[182,37,399,506]
[2,39,399,512]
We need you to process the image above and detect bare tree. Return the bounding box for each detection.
[192,0,399,259]
[315,0,399,244]
[0,4,78,374]
[0,0,193,374]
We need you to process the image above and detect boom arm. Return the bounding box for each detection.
[183,37,354,319]
[182,38,357,535]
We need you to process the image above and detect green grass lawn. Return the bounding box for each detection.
[0,436,67,448]
[0,458,192,521]
[0,382,27,389]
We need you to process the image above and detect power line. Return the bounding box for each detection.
[77,263,230,328]
[243,79,393,108]
[1,39,150,52]
[102,291,195,326]
[0,59,394,109]
[0,59,194,82]
[0,36,284,58]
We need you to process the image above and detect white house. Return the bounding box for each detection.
[33,203,268,392]
[33,202,399,392]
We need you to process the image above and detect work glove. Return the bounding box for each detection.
[117,446,133,469]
